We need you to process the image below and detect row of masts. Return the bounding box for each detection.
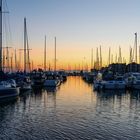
[130,33,140,64]
[44,36,57,72]
[0,17,32,73]
[93,33,139,70]
[93,46,102,70]
[0,24,57,73]
[1,32,139,72]
[0,0,79,72]
[0,0,31,72]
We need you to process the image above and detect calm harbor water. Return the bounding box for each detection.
[0,76,140,140]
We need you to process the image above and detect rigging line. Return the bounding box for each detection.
[3,0,7,46]
[4,0,8,10]
[5,10,12,45]
[4,0,12,46]
[3,13,8,47]
[26,27,31,72]
[3,0,10,48]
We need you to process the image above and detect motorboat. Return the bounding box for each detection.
[0,79,20,99]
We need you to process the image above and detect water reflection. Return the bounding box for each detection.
[129,90,140,100]
[96,89,140,98]
[32,87,43,99]
[95,89,140,107]
[44,86,57,93]
[96,89,126,99]
[0,96,18,106]
[0,77,140,140]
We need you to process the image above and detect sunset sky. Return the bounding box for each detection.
[3,0,140,70]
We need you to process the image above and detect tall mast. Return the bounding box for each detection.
[120,47,122,63]
[111,54,113,64]
[100,46,102,68]
[96,47,99,70]
[6,47,9,71]
[118,46,122,63]
[54,37,56,71]
[15,49,16,71]
[2,49,4,71]
[5,47,11,72]
[135,33,137,63]
[49,61,51,71]
[0,0,2,71]
[32,60,33,71]
[115,53,117,63]
[24,17,27,73]
[19,50,21,70]
[11,53,13,73]
[26,27,31,72]
[44,35,46,71]
[129,46,132,63]
[139,45,140,64]
[91,48,93,69]
[108,47,111,65]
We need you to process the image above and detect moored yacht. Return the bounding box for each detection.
[94,72,126,90]
[0,77,20,99]
[125,73,140,89]
[44,71,60,87]
[31,69,45,87]
[16,75,32,92]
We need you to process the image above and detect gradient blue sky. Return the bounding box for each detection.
[4,0,140,68]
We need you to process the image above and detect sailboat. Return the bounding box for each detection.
[17,18,32,92]
[44,37,60,87]
[0,0,19,99]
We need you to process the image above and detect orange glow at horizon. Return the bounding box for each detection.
[12,41,131,71]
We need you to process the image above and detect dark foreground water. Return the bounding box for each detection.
[0,76,140,140]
